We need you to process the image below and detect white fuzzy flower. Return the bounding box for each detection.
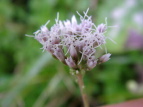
[32,9,112,71]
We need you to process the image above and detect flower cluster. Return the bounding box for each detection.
[33,9,111,71]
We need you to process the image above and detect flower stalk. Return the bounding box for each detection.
[76,71,89,107]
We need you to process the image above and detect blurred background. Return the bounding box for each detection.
[0,0,143,107]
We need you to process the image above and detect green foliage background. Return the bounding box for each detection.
[0,0,143,107]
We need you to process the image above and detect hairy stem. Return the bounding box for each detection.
[76,71,89,107]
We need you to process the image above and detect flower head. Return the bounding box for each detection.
[32,9,111,71]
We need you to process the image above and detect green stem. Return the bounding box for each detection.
[76,71,89,107]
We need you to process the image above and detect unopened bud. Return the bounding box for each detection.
[97,24,107,33]
[99,53,111,63]
[41,25,49,33]
[51,37,61,44]
[65,57,77,69]
[46,45,53,53]
[53,47,65,63]
[69,45,78,60]
[87,58,97,70]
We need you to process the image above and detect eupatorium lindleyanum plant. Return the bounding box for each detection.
[29,9,111,107]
